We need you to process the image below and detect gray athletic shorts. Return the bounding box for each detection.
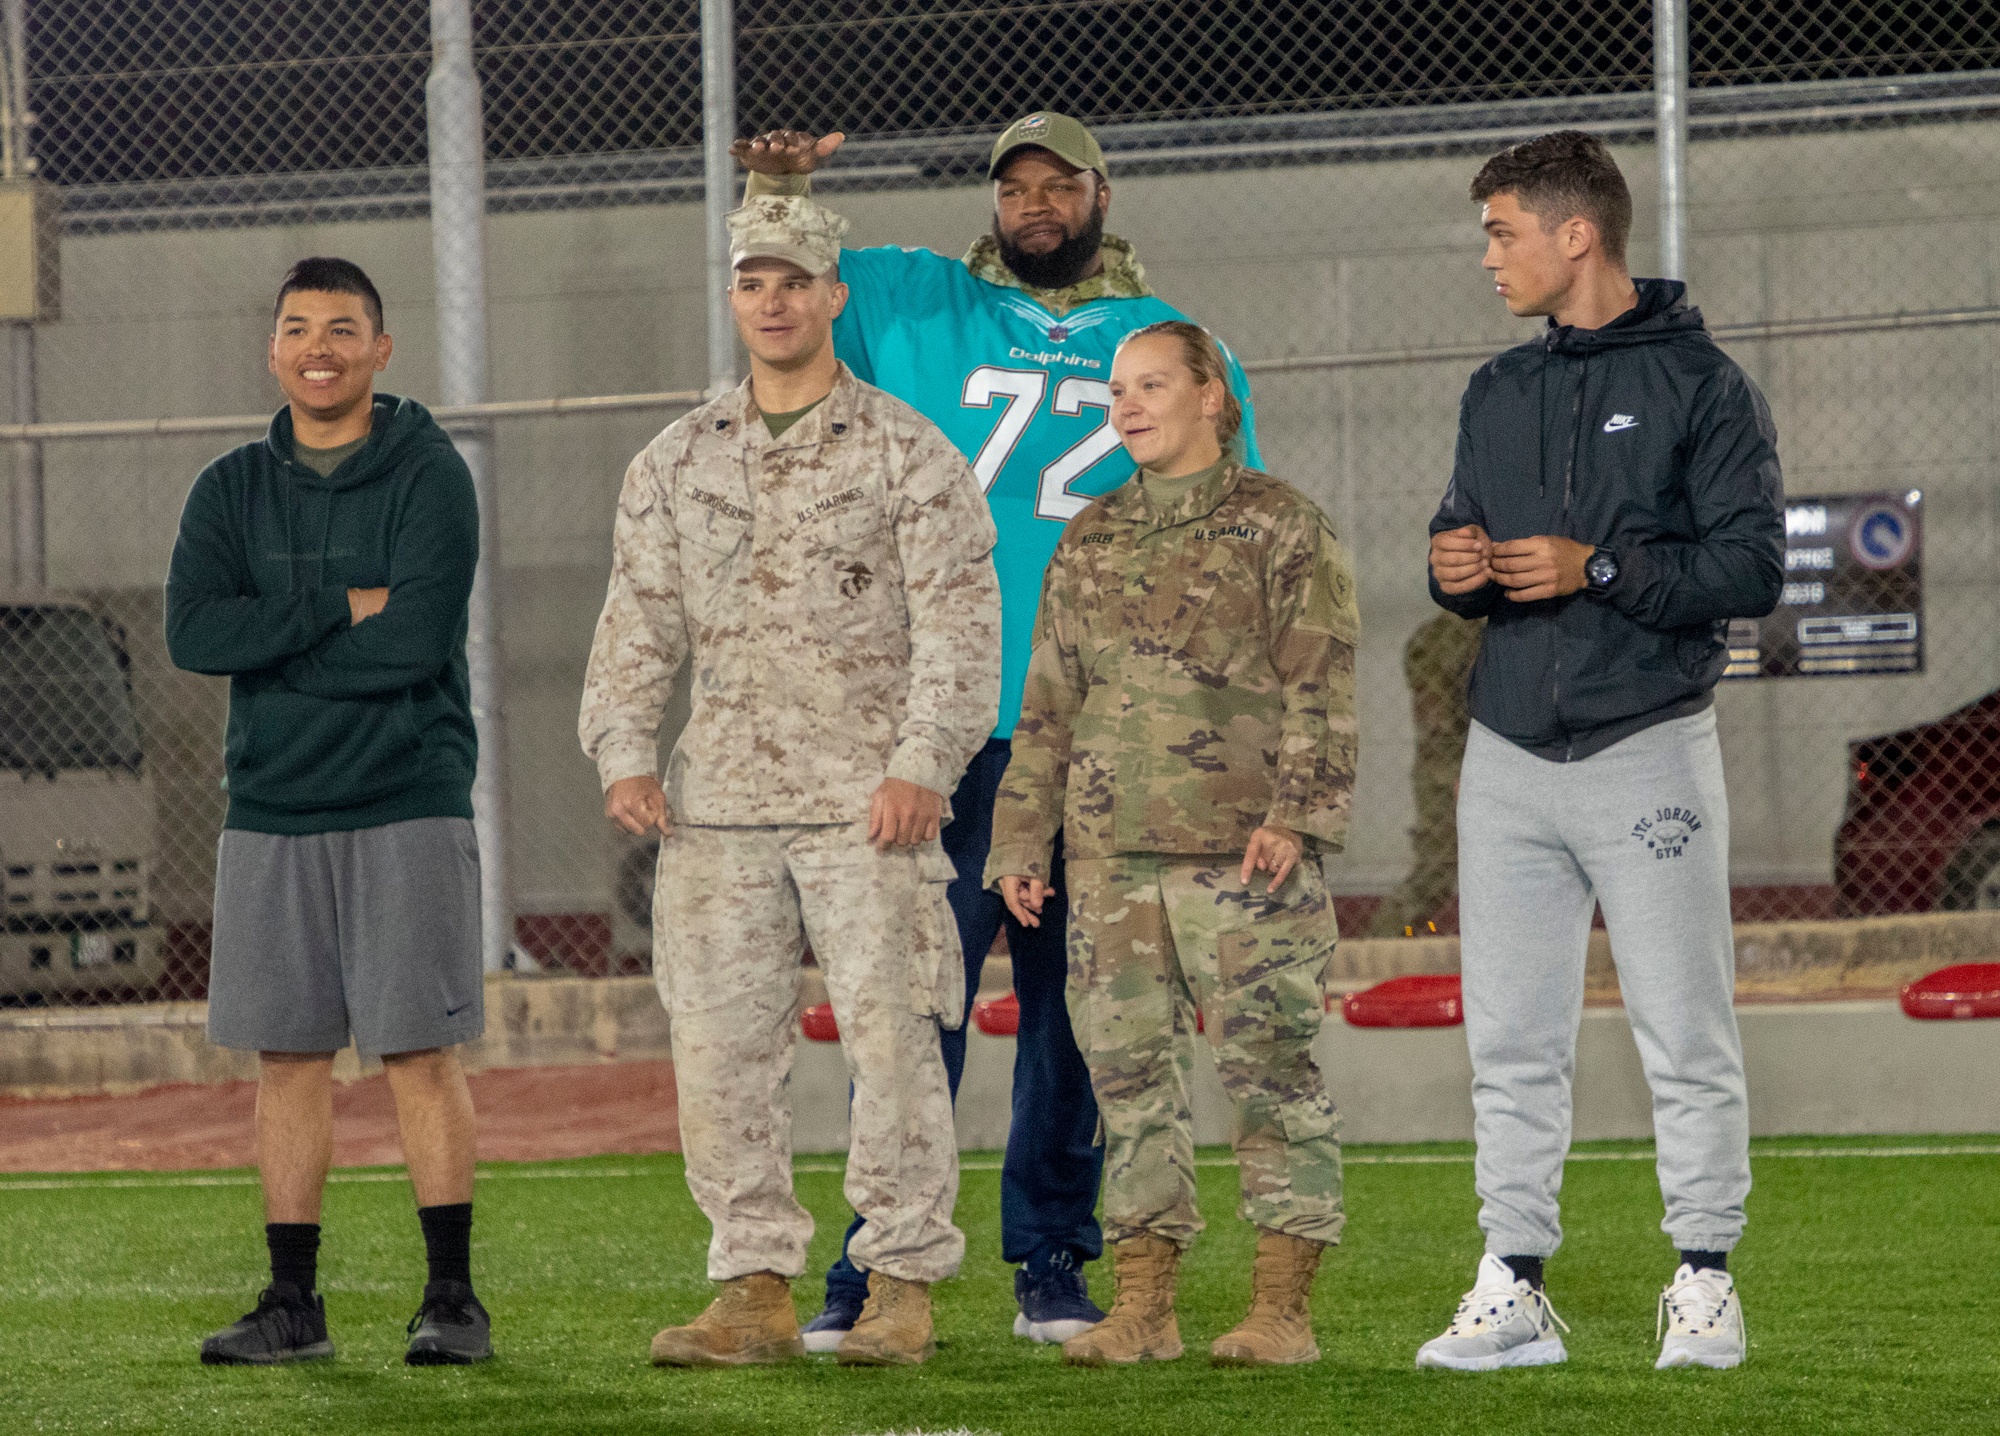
[207,817,484,1058]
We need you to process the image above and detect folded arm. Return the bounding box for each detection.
[163,467,352,675]
[279,452,480,699]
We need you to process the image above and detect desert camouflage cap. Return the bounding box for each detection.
[989,111,1107,181]
[727,195,850,278]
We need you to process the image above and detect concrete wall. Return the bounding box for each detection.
[13,910,1996,1126]
[14,117,2000,925]
[12,993,1998,1148]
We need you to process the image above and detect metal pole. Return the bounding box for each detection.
[427,0,511,973]
[700,0,737,397]
[3,0,40,590]
[1654,0,1690,282]
[8,324,38,587]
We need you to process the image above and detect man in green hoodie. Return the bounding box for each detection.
[165,257,492,1368]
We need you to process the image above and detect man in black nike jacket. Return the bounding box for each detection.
[1413,131,1782,1376]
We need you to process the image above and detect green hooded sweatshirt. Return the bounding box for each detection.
[164,394,479,834]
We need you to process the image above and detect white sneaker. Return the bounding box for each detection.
[1656,1264,1745,1370]
[1415,1254,1570,1370]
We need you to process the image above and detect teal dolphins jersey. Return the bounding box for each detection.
[830,242,1261,740]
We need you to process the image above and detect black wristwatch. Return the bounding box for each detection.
[1583,546,1620,594]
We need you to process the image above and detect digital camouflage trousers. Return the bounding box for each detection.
[654,820,967,1284]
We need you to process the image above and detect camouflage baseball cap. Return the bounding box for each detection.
[988,111,1107,181]
[726,195,850,278]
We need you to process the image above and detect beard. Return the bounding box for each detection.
[994,206,1106,291]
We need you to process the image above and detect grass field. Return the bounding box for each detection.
[8,1137,2000,1434]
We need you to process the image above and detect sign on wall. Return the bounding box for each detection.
[1723,490,1923,679]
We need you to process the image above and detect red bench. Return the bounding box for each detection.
[1900,963,2000,1020]
[1341,973,1464,1028]
[973,991,1020,1036]
[799,1002,840,1042]
[970,989,1206,1036]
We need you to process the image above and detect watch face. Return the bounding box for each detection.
[1587,551,1618,587]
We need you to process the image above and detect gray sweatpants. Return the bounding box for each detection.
[1457,708,1749,1258]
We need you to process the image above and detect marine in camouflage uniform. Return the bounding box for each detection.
[1365,612,1486,938]
[579,200,1002,1298]
[985,460,1360,1253]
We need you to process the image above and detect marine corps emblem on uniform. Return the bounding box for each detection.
[839,561,875,598]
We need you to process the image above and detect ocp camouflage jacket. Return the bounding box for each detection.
[579,366,1002,824]
[984,462,1360,884]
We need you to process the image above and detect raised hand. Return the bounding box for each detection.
[730,129,846,175]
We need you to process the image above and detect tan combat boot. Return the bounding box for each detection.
[1062,1234,1183,1365]
[649,1271,803,1366]
[836,1271,935,1366]
[1209,1229,1326,1366]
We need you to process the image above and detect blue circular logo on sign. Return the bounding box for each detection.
[1850,503,1914,570]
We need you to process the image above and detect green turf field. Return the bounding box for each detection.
[7,1137,2000,1434]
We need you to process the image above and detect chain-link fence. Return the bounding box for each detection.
[5,3,2000,1007]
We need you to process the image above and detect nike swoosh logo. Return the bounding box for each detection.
[1602,415,1639,433]
[445,1002,472,1018]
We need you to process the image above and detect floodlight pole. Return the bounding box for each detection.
[1655,0,1690,282]
[701,0,737,397]
[428,0,512,973]
[3,0,41,591]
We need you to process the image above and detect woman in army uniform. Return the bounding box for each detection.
[986,321,1360,1367]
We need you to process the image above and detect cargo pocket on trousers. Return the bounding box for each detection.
[909,843,966,1028]
[1215,874,1334,1046]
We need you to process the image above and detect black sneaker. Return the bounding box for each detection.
[199,1282,335,1365]
[405,1280,494,1365]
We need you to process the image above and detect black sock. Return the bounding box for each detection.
[1679,1249,1728,1275]
[266,1223,320,1294]
[418,1203,474,1289]
[1500,1254,1544,1289]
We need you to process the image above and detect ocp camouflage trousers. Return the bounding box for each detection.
[1065,853,1345,1250]
[654,821,967,1284]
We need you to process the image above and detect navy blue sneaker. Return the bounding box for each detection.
[800,1290,865,1354]
[1013,1254,1106,1344]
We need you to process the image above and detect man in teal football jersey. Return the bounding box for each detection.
[733,113,1260,1349]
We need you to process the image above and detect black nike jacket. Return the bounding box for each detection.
[1428,278,1784,761]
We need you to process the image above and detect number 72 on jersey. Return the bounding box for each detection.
[961,366,1128,521]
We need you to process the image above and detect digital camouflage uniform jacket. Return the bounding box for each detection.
[579,366,1002,823]
[985,462,1360,885]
